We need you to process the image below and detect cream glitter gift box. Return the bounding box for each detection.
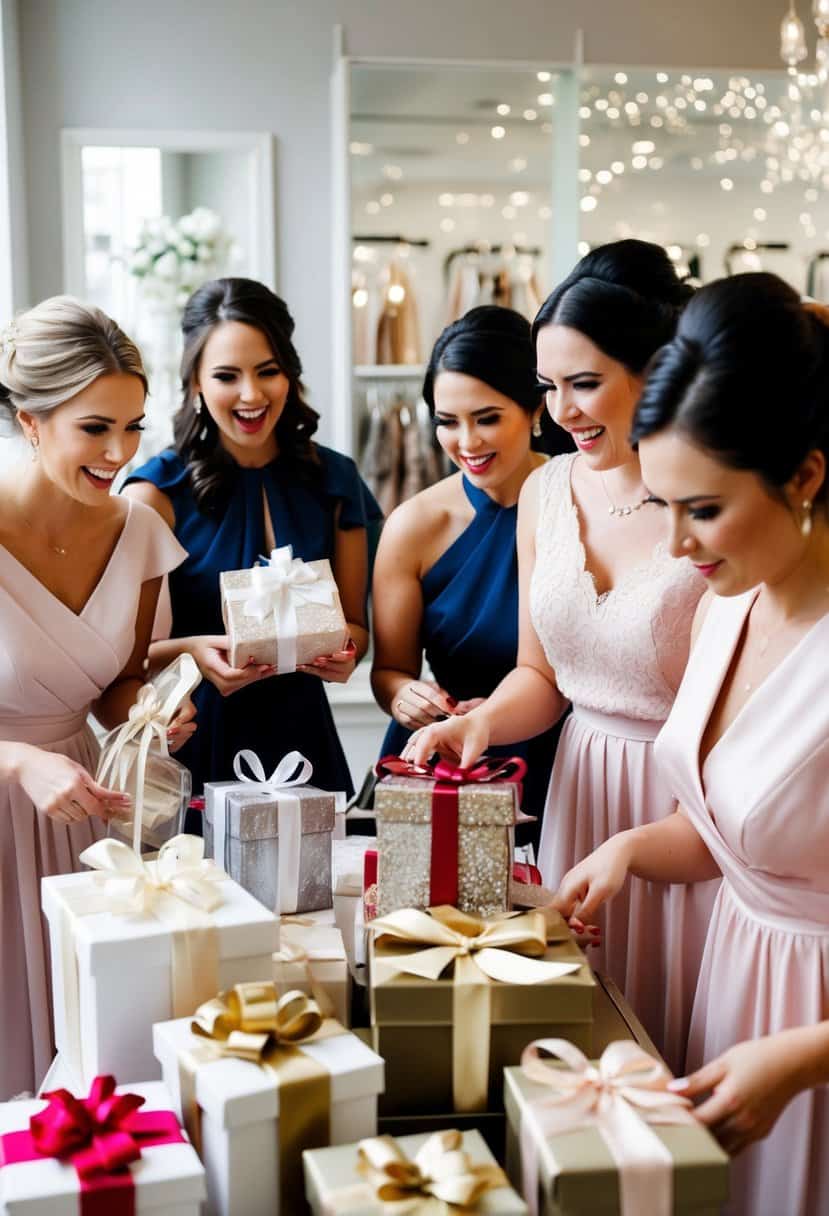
[373,756,527,918]
[220,545,347,671]
[41,835,279,1090]
[153,985,385,1216]
[277,915,351,1027]
[204,750,336,914]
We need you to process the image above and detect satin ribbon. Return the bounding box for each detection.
[224,544,335,672]
[273,929,338,1019]
[322,1130,508,1214]
[59,835,223,1082]
[370,906,582,1112]
[179,981,342,1210]
[375,755,529,907]
[97,654,201,853]
[210,748,315,914]
[0,1075,185,1216]
[518,1039,696,1216]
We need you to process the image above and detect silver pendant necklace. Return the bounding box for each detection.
[599,473,649,518]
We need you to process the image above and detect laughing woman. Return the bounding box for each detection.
[124,278,382,799]
[371,306,563,845]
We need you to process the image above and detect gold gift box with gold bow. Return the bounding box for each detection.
[369,906,595,1117]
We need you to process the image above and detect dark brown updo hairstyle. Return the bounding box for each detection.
[173,277,320,513]
[631,272,829,510]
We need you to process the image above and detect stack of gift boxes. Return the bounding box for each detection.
[0,556,730,1214]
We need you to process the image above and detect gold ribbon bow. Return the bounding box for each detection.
[353,1130,508,1213]
[180,981,343,1210]
[370,906,582,1111]
[519,1039,697,1216]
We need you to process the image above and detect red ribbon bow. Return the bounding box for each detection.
[0,1075,185,1216]
[375,753,528,907]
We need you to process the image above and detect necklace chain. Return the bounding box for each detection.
[599,473,650,518]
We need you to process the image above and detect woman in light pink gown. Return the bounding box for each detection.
[0,298,187,1098]
[407,241,718,1072]
[555,275,829,1215]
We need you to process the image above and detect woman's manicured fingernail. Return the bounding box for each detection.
[447,696,458,707]
[588,926,601,935]
[667,1078,689,1091]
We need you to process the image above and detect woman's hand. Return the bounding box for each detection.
[671,1033,809,1156]
[14,744,132,825]
[388,679,457,730]
[552,834,634,924]
[403,708,491,769]
[187,635,276,697]
[297,637,358,684]
[166,695,197,753]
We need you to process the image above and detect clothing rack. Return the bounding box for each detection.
[353,234,431,248]
[443,243,541,277]
[723,240,790,276]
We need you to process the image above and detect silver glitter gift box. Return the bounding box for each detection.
[204,778,336,914]
[374,759,525,918]
[220,547,348,671]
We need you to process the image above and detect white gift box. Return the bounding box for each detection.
[153,1017,385,1216]
[0,1081,206,1216]
[277,916,351,1027]
[332,838,375,975]
[42,868,279,1090]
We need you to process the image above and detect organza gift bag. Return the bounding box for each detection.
[97,654,201,852]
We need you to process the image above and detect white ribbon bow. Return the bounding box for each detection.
[79,833,225,919]
[519,1039,696,1216]
[237,545,334,672]
[212,748,315,914]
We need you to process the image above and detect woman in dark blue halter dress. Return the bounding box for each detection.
[372,306,567,846]
[124,278,381,800]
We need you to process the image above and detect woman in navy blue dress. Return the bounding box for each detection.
[124,278,381,797]
[371,306,565,845]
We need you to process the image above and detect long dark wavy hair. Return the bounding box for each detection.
[173,278,320,513]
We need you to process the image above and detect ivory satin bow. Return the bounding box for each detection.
[181,981,341,1209]
[210,748,315,914]
[352,1130,508,1213]
[228,545,335,671]
[518,1039,696,1216]
[370,906,582,1112]
[97,654,201,852]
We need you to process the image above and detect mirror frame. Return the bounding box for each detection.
[60,127,276,297]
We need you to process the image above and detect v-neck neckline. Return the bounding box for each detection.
[0,498,133,620]
[697,590,829,781]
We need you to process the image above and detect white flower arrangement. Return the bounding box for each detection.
[126,207,234,310]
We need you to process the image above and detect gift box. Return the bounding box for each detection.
[42,835,279,1090]
[504,1041,729,1216]
[304,1128,528,1215]
[99,655,201,853]
[363,849,378,922]
[369,906,594,1116]
[332,837,377,974]
[204,750,336,914]
[154,983,385,1216]
[373,756,527,917]
[0,1077,206,1216]
[220,545,348,670]
[277,915,351,1027]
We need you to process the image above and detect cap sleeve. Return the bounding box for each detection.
[316,444,384,530]
[126,497,187,582]
[122,447,189,494]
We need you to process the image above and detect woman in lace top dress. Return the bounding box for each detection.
[555,276,829,1216]
[408,241,717,1070]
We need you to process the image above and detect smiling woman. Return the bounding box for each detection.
[123,277,382,805]
[0,295,188,1098]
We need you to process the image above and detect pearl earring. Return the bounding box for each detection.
[29,434,39,462]
[532,417,542,438]
[194,394,203,416]
[801,499,813,537]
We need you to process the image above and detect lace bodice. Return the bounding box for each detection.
[530,454,704,720]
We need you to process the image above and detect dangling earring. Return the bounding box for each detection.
[532,417,543,438]
[194,393,203,416]
[29,433,39,462]
[801,499,813,537]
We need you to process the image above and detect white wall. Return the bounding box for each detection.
[17,0,801,441]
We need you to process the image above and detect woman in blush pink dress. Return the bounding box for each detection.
[0,298,189,1099]
[555,275,829,1216]
[407,241,717,1072]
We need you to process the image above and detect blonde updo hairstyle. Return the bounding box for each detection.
[0,295,147,437]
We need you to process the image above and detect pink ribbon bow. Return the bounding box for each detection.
[0,1075,185,1216]
[375,753,527,786]
[519,1039,696,1216]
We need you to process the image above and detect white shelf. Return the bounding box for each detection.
[353,364,425,379]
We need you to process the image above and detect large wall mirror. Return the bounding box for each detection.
[61,129,275,456]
